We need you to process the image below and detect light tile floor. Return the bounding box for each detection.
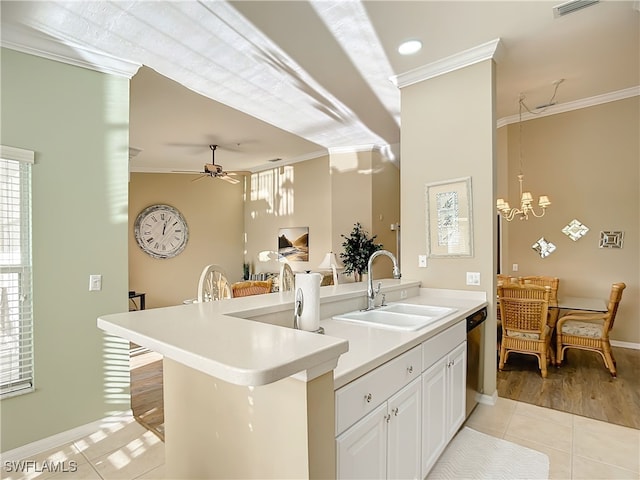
[2,398,639,479]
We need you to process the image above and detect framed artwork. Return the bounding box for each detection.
[532,237,557,258]
[599,231,624,249]
[425,177,473,258]
[562,219,589,241]
[278,227,309,261]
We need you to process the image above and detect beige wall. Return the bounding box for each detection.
[372,150,401,271]
[242,152,400,282]
[330,151,374,259]
[330,149,401,280]
[129,172,244,308]
[1,49,130,451]
[244,157,332,276]
[400,60,497,394]
[498,97,640,344]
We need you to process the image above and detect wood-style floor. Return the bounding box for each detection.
[129,345,640,440]
[497,346,640,430]
[130,346,164,440]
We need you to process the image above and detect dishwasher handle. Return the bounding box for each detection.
[466,307,487,332]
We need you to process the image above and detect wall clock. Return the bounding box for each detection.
[134,204,189,259]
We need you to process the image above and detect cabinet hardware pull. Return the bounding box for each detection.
[365,393,372,403]
[407,365,413,374]
[393,407,399,416]
[384,414,391,423]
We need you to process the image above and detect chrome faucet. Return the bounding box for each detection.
[366,250,401,310]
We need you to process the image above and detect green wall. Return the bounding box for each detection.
[1,48,131,451]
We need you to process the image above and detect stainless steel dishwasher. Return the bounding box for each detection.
[465,307,487,418]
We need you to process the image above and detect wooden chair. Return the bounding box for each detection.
[518,276,560,328]
[498,283,553,378]
[279,263,294,292]
[231,279,273,297]
[495,274,514,352]
[555,282,626,377]
[197,264,232,302]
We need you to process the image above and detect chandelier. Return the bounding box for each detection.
[496,87,558,221]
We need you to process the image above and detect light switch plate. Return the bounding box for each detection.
[89,274,102,291]
[466,272,480,286]
[418,255,427,268]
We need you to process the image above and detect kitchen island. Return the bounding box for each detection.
[97,280,487,479]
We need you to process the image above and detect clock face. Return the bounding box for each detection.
[134,204,189,259]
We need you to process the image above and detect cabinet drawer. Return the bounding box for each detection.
[336,345,421,435]
[422,320,465,371]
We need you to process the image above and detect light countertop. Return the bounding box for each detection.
[97,281,487,388]
[324,288,488,389]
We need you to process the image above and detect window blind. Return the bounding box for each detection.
[0,146,34,398]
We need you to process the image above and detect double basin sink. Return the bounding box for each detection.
[333,303,457,331]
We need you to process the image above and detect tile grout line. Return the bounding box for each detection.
[74,441,105,480]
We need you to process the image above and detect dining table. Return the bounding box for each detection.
[553,296,608,313]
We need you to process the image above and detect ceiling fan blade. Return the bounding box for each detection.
[192,174,209,182]
[220,175,240,184]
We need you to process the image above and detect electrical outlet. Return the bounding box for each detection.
[418,255,427,268]
[466,272,480,286]
[89,274,102,291]
[512,263,519,272]
[400,290,408,299]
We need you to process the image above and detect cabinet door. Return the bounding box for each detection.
[421,356,447,478]
[336,402,387,479]
[388,377,421,480]
[447,342,467,438]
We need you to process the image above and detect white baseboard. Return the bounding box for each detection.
[477,390,498,406]
[611,340,640,350]
[0,410,133,462]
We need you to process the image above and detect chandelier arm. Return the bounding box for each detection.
[529,208,547,218]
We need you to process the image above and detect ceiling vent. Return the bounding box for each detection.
[553,0,600,18]
[129,147,142,160]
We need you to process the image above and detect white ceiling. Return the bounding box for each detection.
[1,1,638,173]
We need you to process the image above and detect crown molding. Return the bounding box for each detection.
[391,38,503,89]
[1,24,141,78]
[328,144,379,155]
[496,85,640,128]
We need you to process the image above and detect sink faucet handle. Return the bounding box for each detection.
[381,293,386,306]
[375,282,382,294]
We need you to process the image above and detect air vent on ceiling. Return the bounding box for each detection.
[553,0,600,18]
[129,147,142,160]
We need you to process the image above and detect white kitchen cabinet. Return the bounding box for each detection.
[336,402,387,480]
[421,340,466,477]
[335,318,469,480]
[337,377,421,479]
[387,377,422,479]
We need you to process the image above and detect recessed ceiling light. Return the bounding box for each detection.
[398,40,422,55]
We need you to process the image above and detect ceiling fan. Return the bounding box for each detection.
[177,145,249,184]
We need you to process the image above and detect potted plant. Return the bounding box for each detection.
[340,222,383,282]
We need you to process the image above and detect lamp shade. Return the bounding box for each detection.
[318,252,343,270]
[258,250,286,262]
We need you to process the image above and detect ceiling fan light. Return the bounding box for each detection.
[398,40,422,55]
